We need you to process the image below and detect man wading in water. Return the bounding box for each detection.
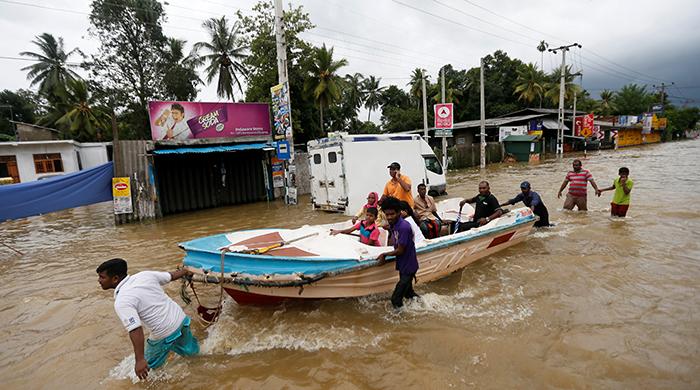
[97,258,199,380]
[557,159,601,211]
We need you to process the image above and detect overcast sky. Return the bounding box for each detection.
[1,0,699,122]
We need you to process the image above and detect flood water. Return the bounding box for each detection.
[1,140,699,389]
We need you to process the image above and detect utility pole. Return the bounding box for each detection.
[479,57,486,169]
[274,0,296,204]
[422,70,428,138]
[570,72,582,157]
[652,82,674,108]
[441,67,447,170]
[548,43,581,156]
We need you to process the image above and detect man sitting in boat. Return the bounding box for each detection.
[376,196,420,308]
[399,200,426,244]
[96,258,199,380]
[413,183,441,238]
[331,207,382,246]
[381,162,413,208]
[455,181,503,233]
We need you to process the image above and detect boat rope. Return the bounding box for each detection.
[181,250,226,328]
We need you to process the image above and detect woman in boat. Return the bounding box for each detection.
[399,200,426,244]
[331,207,382,246]
[352,191,386,226]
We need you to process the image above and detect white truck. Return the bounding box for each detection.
[308,133,447,216]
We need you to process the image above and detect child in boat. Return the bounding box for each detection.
[331,207,382,246]
[598,167,633,217]
[352,191,386,226]
[376,196,419,308]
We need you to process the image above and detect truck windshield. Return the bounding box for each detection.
[424,156,443,175]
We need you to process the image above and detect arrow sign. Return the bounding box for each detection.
[434,103,453,129]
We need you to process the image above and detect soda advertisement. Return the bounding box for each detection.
[148,101,271,141]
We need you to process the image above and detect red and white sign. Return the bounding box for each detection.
[575,113,594,137]
[434,103,453,129]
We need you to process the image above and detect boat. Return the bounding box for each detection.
[180,199,537,305]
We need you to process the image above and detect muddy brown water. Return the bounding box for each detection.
[1,140,699,389]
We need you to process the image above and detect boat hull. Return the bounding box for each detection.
[213,221,534,304]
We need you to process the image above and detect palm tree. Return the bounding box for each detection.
[598,89,615,115]
[304,44,348,133]
[194,17,248,101]
[163,38,203,101]
[536,40,548,72]
[513,63,545,107]
[408,68,428,108]
[20,33,82,100]
[344,73,366,115]
[363,76,385,121]
[42,79,110,141]
[544,65,579,106]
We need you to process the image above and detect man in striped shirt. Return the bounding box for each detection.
[557,159,601,211]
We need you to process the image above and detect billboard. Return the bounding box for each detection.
[498,125,527,142]
[148,101,271,141]
[271,83,292,140]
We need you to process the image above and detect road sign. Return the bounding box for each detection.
[434,103,453,129]
[434,129,453,137]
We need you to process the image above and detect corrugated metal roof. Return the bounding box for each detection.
[451,114,546,129]
[152,143,273,155]
[542,119,570,131]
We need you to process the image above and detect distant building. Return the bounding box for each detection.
[9,121,62,141]
[0,140,111,183]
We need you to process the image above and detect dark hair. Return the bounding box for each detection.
[381,196,401,212]
[417,183,426,189]
[366,207,378,217]
[479,180,489,187]
[619,167,630,175]
[398,200,415,217]
[96,258,127,278]
[171,103,185,114]
[573,159,582,165]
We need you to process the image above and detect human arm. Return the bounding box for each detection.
[330,224,358,236]
[169,268,192,281]
[395,173,411,192]
[620,177,632,194]
[500,193,523,207]
[129,327,149,380]
[376,244,406,264]
[557,178,569,198]
[459,196,476,207]
[478,196,503,225]
[155,110,169,126]
[352,206,366,224]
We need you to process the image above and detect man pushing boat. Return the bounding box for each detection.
[96,258,199,380]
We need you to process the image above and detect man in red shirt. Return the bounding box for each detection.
[557,159,601,211]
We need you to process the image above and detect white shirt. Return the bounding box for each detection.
[406,217,426,244]
[158,117,192,140]
[113,271,186,340]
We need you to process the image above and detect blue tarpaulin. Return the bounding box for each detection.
[0,162,114,222]
[152,143,273,155]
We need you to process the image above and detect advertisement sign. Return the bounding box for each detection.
[642,113,653,134]
[112,177,132,214]
[276,140,291,160]
[528,119,543,131]
[434,103,453,129]
[575,114,594,137]
[651,115,668,130]
[499,126,527,142]
[148,101,270,141]
[271,82,293,140]
[271,157,284,188]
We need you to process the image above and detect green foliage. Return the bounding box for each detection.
[381,106,423,133]
[597,89,616,115]
[513,63,545,106]
[39,79,110,141]
[543,65,580,106]
[612,84,653,114]
[162,38,202,101]
[665,106,700,138]
[194,16,248,101]
[87,0,168,139]
[19,33,82,102]
[407,68,429,108]
[303,44,348,133]
[363,76,385,122]
[0,89,43,136]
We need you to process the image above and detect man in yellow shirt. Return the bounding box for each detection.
[381,162,413,208]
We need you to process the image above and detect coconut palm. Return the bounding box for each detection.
[304,44,348,133]
[513,63,545,107]
[408,68,429,108]
[344,73,366,114]
[20,33,82,100]
[41,79,110,141]
[194,17,248,101]
[363,76,385,121]
[163,38,203,101]
[598,89,615,115]
[536,40,548,72]
[544,65,580,106]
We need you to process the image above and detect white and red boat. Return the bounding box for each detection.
[180,199,537,305]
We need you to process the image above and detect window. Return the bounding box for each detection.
[0,155,19,183]
[313,154,321,164]
[424,156,443,175]
[33,153,64,174]
[328,151,337,163]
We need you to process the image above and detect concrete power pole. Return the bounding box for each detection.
[548,43,581,156]
[479,57,486,169]
[441,67,447,170]
[273,0,296,204]
[422,70,428,138]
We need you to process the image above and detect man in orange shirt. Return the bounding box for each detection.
[381,162,413,208]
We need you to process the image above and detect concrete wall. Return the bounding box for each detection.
[295,151,311,195]
[15,123,60,141]
[78,143,110,169]
[0,142,79,182]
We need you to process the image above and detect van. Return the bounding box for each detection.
[308,133,447,216]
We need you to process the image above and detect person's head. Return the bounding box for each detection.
[171,103,185,122]
[366,192,378,206]
[520,181,531,195]
[478,181,490,196]
[387,162,401,178]
[572,159,582,172]
[365,207,378,225]
[381,196,402,225]
[96,258,128,290]
[618,167,629,179]
[417,183,427,197]
[398,200,414,219]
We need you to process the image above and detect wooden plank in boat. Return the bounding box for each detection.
[234,232,284,249]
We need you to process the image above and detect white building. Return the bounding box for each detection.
[0,140,111,183]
